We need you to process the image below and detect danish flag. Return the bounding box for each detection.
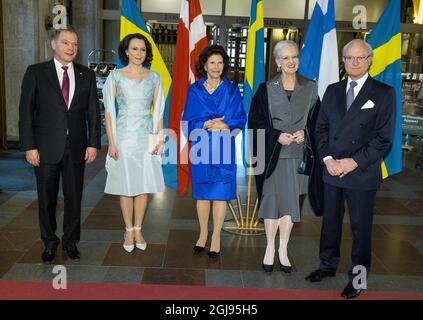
[168,0,208,196]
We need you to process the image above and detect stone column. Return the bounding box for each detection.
[2,0,101,142]
[37,0,56,63]
[2,0,38,141]
[71,0,100,66]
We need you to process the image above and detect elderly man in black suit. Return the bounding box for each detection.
[306,39,395,299]
[19,26,101,264]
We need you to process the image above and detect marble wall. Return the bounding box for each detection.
[2,0,100,141]
[71,0,100,67]
[2,0,38,141]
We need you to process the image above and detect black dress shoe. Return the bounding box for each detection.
[305,269,336,282]
[208,251,220,259]
[193,245,205,254]
[262,263,274,273]
[341,281,363,299]
[62,244,80,261]
[41,246,57,264]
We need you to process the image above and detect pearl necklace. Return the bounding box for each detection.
[204,79,222,92]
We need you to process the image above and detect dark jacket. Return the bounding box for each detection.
[19,60,101,164]
[315,76,395,190]
[248,75,323,215]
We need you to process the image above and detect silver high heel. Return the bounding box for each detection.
[123,227,135,253]
[134,226,147,251]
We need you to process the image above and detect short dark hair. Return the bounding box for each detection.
[118,33,153,66]
[50,25,78,41]
[195,45,229,78]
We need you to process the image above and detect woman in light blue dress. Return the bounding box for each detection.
[103,34,165,253]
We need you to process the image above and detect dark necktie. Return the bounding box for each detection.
[346,80,357,111]
[62,66,70,107]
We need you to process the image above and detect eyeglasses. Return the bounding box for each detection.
[344,56,369,63]
[280,55,299,61]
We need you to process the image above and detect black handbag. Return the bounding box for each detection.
[297,129,313,175]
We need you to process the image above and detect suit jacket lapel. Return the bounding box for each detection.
[45,60,66,107]
[335,76,374,135]
[275,76,305,103]
[336,79,348,119]
[290,76,306,101]
[69,63,82,110]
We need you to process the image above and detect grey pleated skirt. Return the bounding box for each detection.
[258,158,308,222]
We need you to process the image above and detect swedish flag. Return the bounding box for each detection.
[243,0,265,168]
[367,0,402,178]
[120,0,175,188]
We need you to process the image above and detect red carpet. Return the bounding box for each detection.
[0,281,422,300]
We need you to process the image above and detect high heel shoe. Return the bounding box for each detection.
[123,227,135,253]
[262,245,275,273]
[193,245,205,253]
[280,264,292,273]
[262,263,274,273]
[278,249,292,273]
[134,226,147,251]
[208,251,220,259]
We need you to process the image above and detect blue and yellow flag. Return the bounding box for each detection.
[367,0,402,178]
[243,0,265,169]
[120,0,175,188]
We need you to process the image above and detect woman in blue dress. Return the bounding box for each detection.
[103,34,165,253]
[182,45,246,259]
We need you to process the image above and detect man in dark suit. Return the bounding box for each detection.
[19,26,101,264]
[306,39,395,298]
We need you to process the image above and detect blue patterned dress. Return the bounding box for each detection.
[102,69,165,196]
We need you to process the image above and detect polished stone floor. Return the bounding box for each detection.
[0,146,422,295]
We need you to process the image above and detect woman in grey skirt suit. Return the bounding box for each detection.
[248,40,318,273]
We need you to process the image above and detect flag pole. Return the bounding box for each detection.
[223,156,264,235]
[223,0,265,236]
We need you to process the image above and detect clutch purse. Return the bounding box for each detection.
[297,129,313,176]
[148,133,159,153]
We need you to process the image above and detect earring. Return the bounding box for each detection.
[277,65,282,73]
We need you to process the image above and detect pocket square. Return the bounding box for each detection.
[361,100,375,109]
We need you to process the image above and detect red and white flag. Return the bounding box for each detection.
[168,0,208,196]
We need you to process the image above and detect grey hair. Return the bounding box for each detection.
[273,40,299,60]
[50,25,78,41]
[342,39,373,63]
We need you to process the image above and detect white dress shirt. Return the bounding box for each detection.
[346,72,368,98]
[54,58,75,108]
[323,73,369,163]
